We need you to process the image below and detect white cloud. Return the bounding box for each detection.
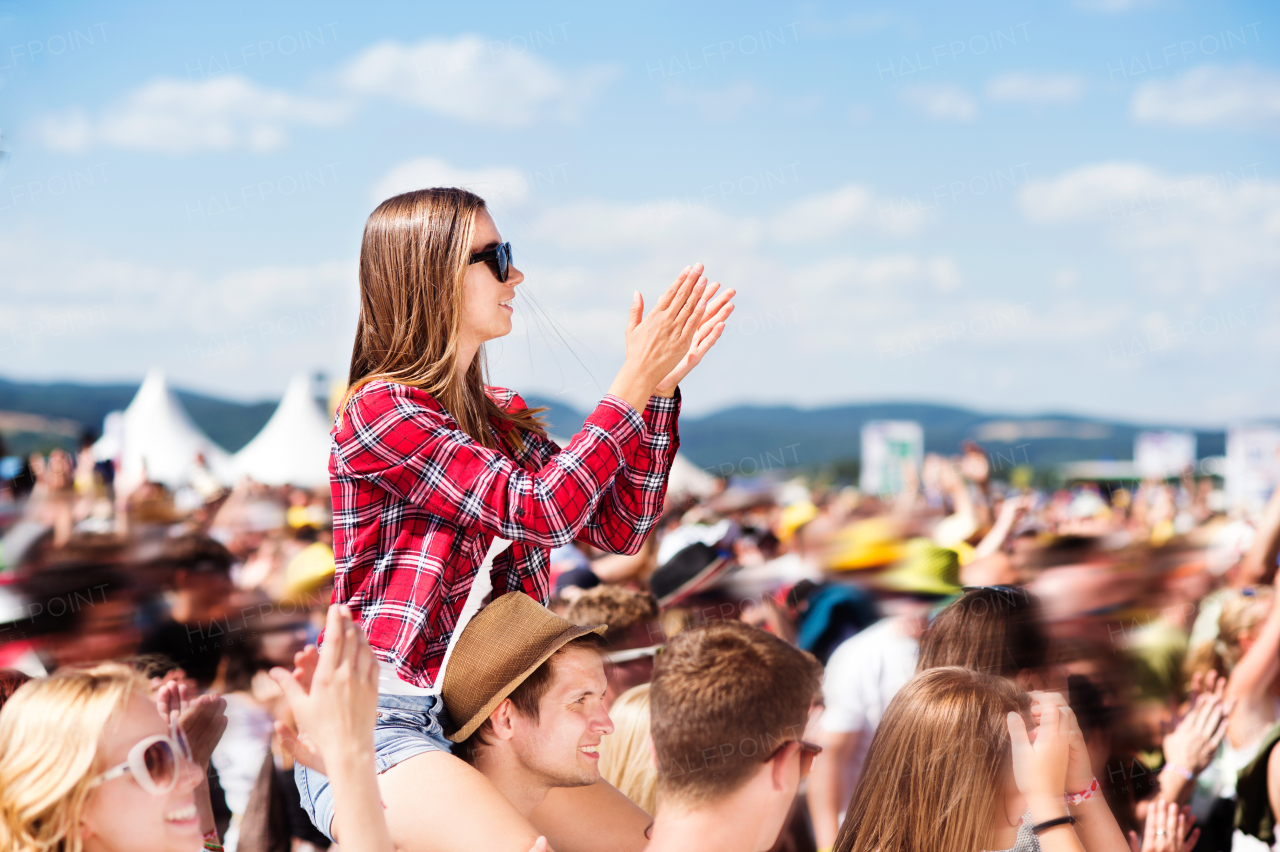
[369,158,532,208]
[527,198,761,253]
[1131,64,1280,132]
[0,229,355,393]
[769,184,926,240]
[338,35,619,126]
[37,34,618,156]
[899,84,977,121]
[1019,162,1165,220]
[1019,162,1280,293]
[39,76,350,154]
[519,182,926,256]
[986,73,1084,105]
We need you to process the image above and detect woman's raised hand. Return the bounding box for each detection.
[1029,691,1092,794]
[271,605,379,771]
[653,279,735,396]
[1127,801,1198,852]
[1008,701,1071,807]
[608,263,718,411]
[1163,672,1231,776]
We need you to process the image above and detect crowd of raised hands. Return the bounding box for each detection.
[1002,678,1232,852]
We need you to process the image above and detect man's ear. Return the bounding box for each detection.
[768,742,794,791]
[489,698,517,742]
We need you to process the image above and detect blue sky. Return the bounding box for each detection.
[1,0,1277,426]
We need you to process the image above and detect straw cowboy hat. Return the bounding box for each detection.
[442,592,607,742]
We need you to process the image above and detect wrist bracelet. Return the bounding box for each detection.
[1032,815,1078,835]
[1163,762,1195,781]
[1064,776,1099,806]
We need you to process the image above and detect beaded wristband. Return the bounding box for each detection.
[1065,776,1099,806]
[1164,762,1195,781]
[203,830,224,852]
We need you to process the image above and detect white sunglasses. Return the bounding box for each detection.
[601,644,665,665]
[90,724,194,795]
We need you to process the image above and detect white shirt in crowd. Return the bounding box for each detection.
[819,615,919,798]
[210,692,274,852]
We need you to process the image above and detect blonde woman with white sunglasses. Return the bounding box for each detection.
[0,664,225,852]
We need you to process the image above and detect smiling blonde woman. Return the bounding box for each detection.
[0,664,211,852]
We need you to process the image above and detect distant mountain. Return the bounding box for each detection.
[524,396,1227,477]
[0,377,276,455]
[1,377,1228,477]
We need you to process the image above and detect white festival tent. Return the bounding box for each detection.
[667,452,718,500]
[548,434,716,500]
[93,368,235,491]
[232,373,333,488]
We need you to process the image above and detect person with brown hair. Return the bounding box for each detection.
[644,621,824,852]
[300,188,735,852]
[442,593,619,842]
[808,548,962,850]
[833,668,1133,852]
[273,604,552,852]
[565,585,663,707]
[915,586,1056,689]
[0,668,31,710]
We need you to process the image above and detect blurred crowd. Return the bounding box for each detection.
[1,436,1279,852]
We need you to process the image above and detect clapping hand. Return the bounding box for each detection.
[1008,699,1072,804]
[272,644,325,773]
[154,678,227,771]
[271,605,378,775]
[653,278,735,395]
[1127,800,1198,852]
[1164,671,1231,777]
[1029,691,1092,794]
[610,263,736,410]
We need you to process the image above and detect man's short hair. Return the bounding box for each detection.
[142,534,234,575]
[649,621,822,804]
[564,586,659,641]
[455,632,605,763]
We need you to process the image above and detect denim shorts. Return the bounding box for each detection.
[295,693,454,842]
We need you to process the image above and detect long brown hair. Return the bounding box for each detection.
[834,667,1029,852]
[916,587,1049,680]
[343,187,546,452]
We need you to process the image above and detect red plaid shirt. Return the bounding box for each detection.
[330,380,680,688]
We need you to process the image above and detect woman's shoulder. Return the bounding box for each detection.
[350,379,441,405]
[341,380,449,429]
[484,385,530,413]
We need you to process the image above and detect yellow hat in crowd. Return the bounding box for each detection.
[777,501,819,543]
[876,538,962,597]
[285,541,336,596]
[826,518,904,571]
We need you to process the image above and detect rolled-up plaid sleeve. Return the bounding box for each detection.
[571,388,681,555]
[335,385,648,548]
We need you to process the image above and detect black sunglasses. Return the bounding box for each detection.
[766,739,823,778]
[469,242,512,282]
